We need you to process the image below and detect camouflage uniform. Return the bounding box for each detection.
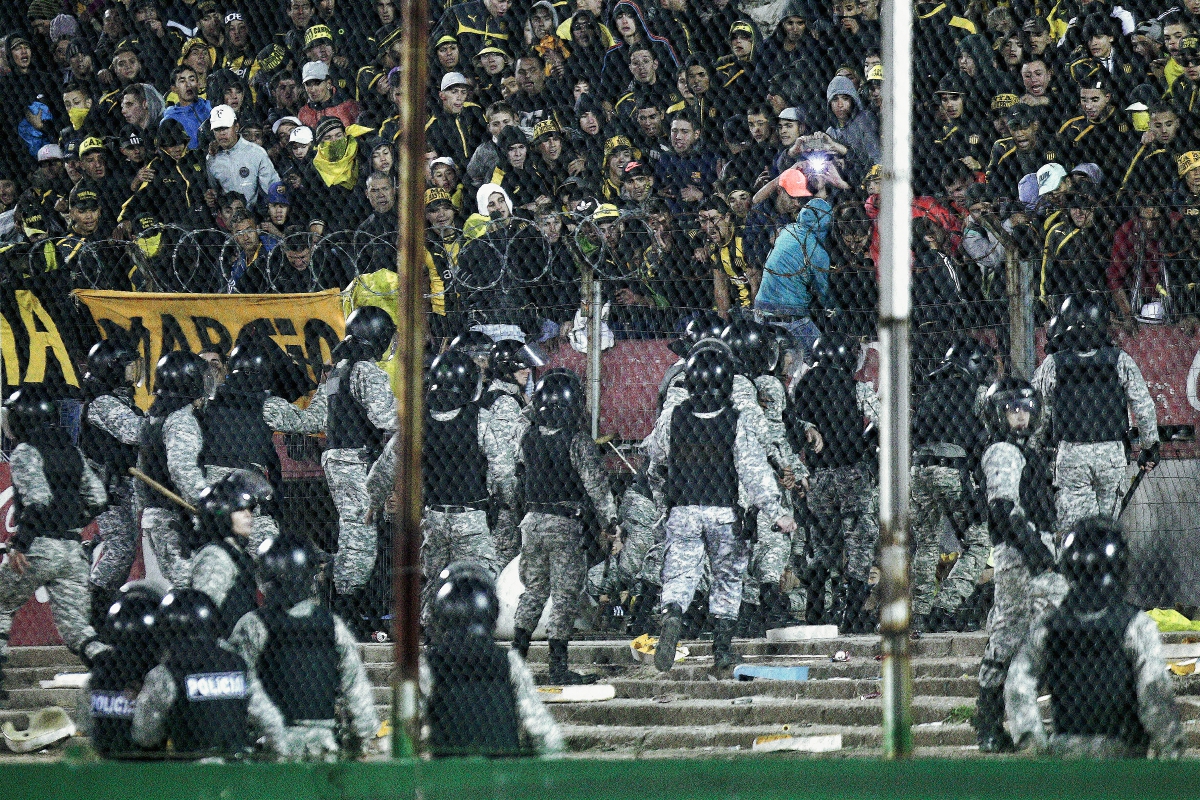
[1006,607,1183,758]
[140,406,206,588]
[82,393,146,591]
[1031,348,1159,530]
[0,444,110,663]
[227,598,380,761]
[513,426,617,641]
[481,379,527,569]
[594,480,660,596]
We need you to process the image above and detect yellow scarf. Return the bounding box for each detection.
[313,136,359,189]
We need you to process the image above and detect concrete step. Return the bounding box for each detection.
[559,721,979,752]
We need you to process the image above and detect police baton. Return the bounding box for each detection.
[128,468,197,514]
[596,434,637,473]
[1119,468,1147,517]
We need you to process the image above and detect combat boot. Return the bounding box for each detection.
[927,606,958,633]
[804,570,827,625]
[655,603,684,673]
[628,585,660,637]
[511,627,532,658]
[911,613,929,634]
[709,617,738,675]
[735,601,762,638]
[976,685,1016,753]
[839,578,872,634]
[547,639,598,685]
[761,584,791,632]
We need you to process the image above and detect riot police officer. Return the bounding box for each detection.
[1032,295,1160,530]
[0,385,110,699]
[910,338,994,632]
[228,533,379,761]
[83,581,164,757]
[976,377,1065,752]
[186,471,271,638]
[659,311,726,412]
[424,562,563,756]
[512,369,618,685]
[646,345,796,675]
[790,333,880,633]
[80,337,147,626]
[131,589,254,757]
[1007,517,1183,759]
[139,351,209,588]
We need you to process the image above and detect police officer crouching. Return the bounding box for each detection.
[228,533,380,761]
[1006,517,1183,759]
[131,589,254,758]
[424,562,564,757]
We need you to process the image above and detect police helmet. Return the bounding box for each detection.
[225,343,273,393]
[198,469,273,519]
[1058,294,1110,351]
[344,305,397,361]
[812,332,859,372]
[531,368,583,429]
[668,311,726,357]
[153,350,208,399]
[85,338,141,390]
[1059,516,1128,601]
[157,589,221,639]
[720,318,779,377]
[427,349,483,412]
[487,339,547,381]
[103,589,159,648]
[684,341,735,412]
[257,532,321,606]
[450,330,497,369]
[940,338,995,383]
[985,377,1040,441]
[4,385,59,442]
[431,560,500,635]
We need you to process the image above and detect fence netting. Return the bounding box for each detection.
[0,0,1193,764]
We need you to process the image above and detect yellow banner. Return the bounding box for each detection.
[73,290,346,407]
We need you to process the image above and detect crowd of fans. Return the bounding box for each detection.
[1,0,1200,347]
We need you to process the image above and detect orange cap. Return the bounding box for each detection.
[779,167,812,198]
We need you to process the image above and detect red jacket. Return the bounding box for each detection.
[298,95,361,131]
[1108,215,1176,296]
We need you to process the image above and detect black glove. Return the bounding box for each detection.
[1138,441,1160,471]
[1010,508,1054,575]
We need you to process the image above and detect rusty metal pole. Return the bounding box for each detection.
[391,0,429,759]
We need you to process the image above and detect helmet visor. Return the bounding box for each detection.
[1002,396,1038,415]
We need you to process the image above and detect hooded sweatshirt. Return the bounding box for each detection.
[599,0,681,99]
[824,75,880,170]
[756,196,833,311]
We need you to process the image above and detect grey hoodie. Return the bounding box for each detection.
[824,75,880,168]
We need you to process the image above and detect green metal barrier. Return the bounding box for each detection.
[6,756,1200,800]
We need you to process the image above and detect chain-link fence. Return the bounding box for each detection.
[0,0,1194,764]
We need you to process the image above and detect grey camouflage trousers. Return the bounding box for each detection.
[1055,441,1126,532]
[807,464,877,582]
[515,511,585,640]
[491,507,521,571]
[911,464,990,615]
[978,541,1068,689]
[0,538,98,657]
[661,506,748,621]
[89,478,140,591]
[143,507,191,588]
[323,452,376,595]
[421,507,495,619]
[591,488,661,597]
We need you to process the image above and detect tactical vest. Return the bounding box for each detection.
[426,634,523,757]
[208,539,260,638]
[423,403,489,506]
[795,366,867,470]
[913,374,987,462]
[1052,349,1128,443]
[199,392,280,481]
[1019,442,1056,533]
[79,395,141,479]
[163,640,251,756]
[666,400,739,508]
[326,360,387,456]
[1045,602,1147,748]
[522,426,588,505]
[88,650,142,757]
[139,415,175,509]
[256,605,339,724]
[15,444,88,538]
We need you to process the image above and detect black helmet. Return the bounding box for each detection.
[720,318,779,377]
[344,306,397,361]
[531,368,583,429]
[103,590,159,648]
[257,532,321,607]
[157,117,191,148]
[684,341,735,412]
[488,339,547,381]
[1058,294,1109,351]
[449,330,496,368]
[812,332,858,372]
[198,469,272,519]
[85,338,140,390]
[153,350,207,399]
[430,560,499,636]
[157,589,221,640]
[940,338,995,383]
[1044,314,1065,355]
[225,343,273,393]
[4,385,60,442]
[427,349,482,412]
[668,311,726,357]
[1059,516,1127,607]
[985,377,1040,442]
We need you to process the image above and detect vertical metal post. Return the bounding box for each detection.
[1005,246,1035,378]
[588,278,602,440]
[878,0,914,760]
[391,0,429,759]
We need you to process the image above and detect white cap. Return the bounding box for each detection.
[209,104,236,129]
[1036,162,1067,196]
[271,115,302,134]
[37,144,63,161]
[289,125,314,145]
[440,71,469,91]
[301,60,329,83]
